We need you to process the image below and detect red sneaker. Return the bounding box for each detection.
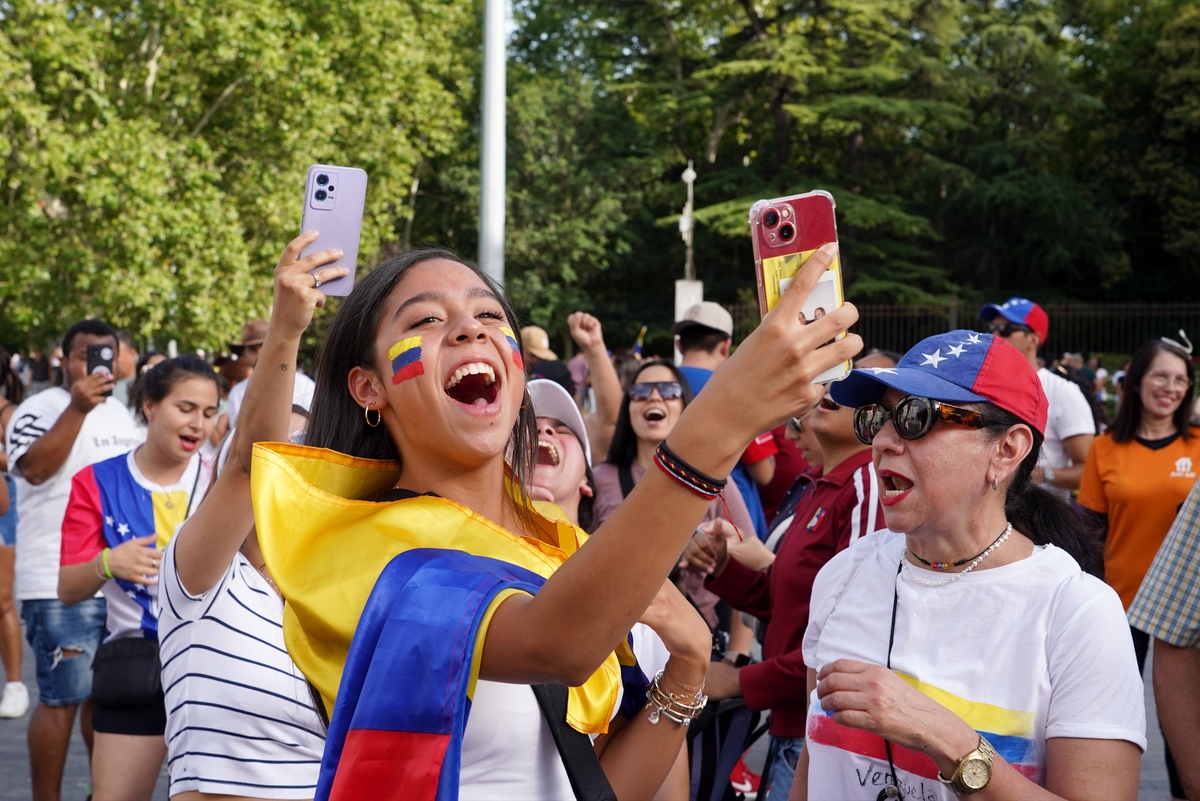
[729,755,761,798]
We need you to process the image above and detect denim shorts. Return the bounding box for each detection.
[21,597,106,706]
[0,474,17,546]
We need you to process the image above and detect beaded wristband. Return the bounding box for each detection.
[100,548,114,579]
[653,441,727,500]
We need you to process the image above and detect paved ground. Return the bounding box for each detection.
[0,630,1175,800]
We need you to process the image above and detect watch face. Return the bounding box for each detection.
[963,757,990,789]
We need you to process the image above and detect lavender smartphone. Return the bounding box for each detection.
[299,164,368,297]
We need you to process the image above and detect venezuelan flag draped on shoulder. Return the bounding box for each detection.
[250,442,634,801]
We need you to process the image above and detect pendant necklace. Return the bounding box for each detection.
[903,523,1012,588]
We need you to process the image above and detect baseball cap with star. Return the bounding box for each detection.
[830,330,1048,436]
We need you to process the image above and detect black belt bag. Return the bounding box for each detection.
[92,637,162,706]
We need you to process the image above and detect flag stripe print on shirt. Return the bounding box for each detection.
[389,337,425,385]
[499,327,523,370]
[808,672,1040,781]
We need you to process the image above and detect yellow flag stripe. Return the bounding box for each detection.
[897,672,1034,736]
[387,336,423,360]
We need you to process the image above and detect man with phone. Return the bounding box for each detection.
[979,298,1094,497]
[5,319,142,801]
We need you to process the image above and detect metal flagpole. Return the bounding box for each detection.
[478,0,507,286]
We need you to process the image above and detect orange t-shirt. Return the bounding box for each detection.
[1078,427,1200,610]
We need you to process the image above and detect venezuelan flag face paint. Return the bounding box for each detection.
[499,327,523,371]
[389,336,425,385]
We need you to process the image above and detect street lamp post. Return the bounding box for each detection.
[680,160,696,281]
[478,0,506,286]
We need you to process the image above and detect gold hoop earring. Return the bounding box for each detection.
[521,388,531,410]
[364,405,381,428]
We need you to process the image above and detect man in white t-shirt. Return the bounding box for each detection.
[224,319,314,427]
[980,298,1094,500]
[5,319,143,801]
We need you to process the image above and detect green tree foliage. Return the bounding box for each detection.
[0,0,472,350]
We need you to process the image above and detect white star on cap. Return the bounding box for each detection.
[920,349,946,368]
[869,367,899,375]
[105,516,114,527]
[947,344,967,357]
[117,522,130,536]
[966,333,983,344]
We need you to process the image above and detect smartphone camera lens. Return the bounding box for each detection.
[315,189,328,202]
[779,223,795,242]
[763,209,780,228]
[316,173,330,186]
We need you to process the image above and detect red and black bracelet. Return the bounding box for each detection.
[653,441,727,500]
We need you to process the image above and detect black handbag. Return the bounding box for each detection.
[91,637,162,706]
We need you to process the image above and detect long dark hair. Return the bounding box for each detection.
[1110,339,1195,444]
[303,247,538,501]
[980,406,1105,578]
[604,359,695,468]
[131,354,219,424]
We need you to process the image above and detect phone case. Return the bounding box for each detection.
[749,190,849,384]
[86,343,115,396]
[299,164,369,297]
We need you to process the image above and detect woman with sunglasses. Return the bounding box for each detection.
[1077,337,1198,800]
[244,241,856,799]
[593,359,757,647]
[790,331,1144,801]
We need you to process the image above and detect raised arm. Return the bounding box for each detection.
[16,373,111,485]
[172,232,346,595]
[480,244,862,684]
[568,311,623,447]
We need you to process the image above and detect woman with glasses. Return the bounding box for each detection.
[791,331,1144,800]
[1078,337,1197,800]
[593,359,756,644]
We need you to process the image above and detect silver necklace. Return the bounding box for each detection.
[902,522,1012,588]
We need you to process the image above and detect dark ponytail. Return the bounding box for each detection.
[983,408,1105,579]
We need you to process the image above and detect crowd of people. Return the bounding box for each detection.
[0,232,1195,801]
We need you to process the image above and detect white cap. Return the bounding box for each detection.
[671,301,733,338]
[528,378,591,465]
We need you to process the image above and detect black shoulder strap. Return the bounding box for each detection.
[617,463,635,499]
[530,683,618,801]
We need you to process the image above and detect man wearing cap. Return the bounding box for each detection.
[225,320,315,429]
[979,298,1093,499]
[673,302,776,539]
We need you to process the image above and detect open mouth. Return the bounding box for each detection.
[819,396,839,411]
[179,435,199,452]
[643,408,667,422]
[537,440,560,466]
[881,472,914,496]
[444,362,499,406]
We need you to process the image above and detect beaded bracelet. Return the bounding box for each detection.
[653,441,727,500]
[645,669,707,727]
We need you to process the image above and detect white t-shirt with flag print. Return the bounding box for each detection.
[802,530,1145,799]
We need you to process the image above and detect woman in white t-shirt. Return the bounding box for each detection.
[57,354,218,801]
[791,330,1145,801]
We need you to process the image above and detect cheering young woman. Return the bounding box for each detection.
[243,237,858,800]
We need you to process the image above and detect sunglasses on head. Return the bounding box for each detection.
[853,395,990,445]
[988,322,1033,338]
[627,381,683,401]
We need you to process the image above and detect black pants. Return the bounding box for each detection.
[1131,626,1188,799]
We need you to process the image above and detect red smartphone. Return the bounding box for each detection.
[299,164,368,297]
[749,190,849,383]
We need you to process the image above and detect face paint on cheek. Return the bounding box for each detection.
[388,336,425,385]
[499,327,524,370]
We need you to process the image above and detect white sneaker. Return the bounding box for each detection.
[0,681,30,718]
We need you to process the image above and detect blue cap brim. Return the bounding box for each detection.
[829,367,989,408]
[979,303,1017,325]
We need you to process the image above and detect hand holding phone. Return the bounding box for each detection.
[298,164,368,297]
[86,343,115,396]
[750,190,850,384]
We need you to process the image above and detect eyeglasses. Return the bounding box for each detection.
[989,322,1033,338]
[1145,372,1193,392]
[785,416,804,435]
[627,381,683,401]
[853,395,990,445]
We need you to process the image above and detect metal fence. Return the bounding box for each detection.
[728,300,1200,361]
